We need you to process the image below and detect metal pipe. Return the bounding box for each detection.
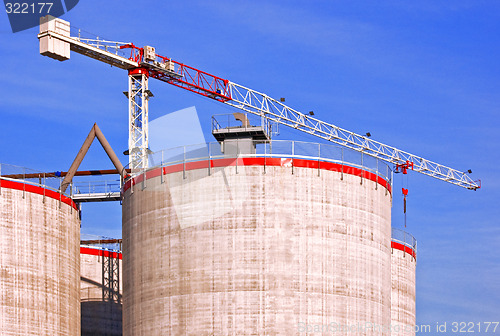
[93,124,125,178]
[60,123,125,193]
[60,125,97,193]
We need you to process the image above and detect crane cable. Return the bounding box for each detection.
[402,173,409,228]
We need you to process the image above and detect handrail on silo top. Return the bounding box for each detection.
[122,139,394,188]
[391,227,417,255]
[0,162,68,195]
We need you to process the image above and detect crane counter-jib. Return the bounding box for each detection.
[37,15,480,190]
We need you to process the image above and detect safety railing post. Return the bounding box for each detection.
[385,165,389,196]
[360,152,364,185]
[235,139,239,174]
[120,173,123,199]
[263,140,267,174]
[161,150,165,184]
[390,168,394,197]
[208,143,212,176]
[317,143,321,176]
[58,177,62,208]
[341,148,344,180]
[42,172,46,202]
[23,168,26,199]
[183,146,186,179]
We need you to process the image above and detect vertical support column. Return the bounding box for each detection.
[128,68,150,171]
[101,250,106,301]
[102,249,121,303]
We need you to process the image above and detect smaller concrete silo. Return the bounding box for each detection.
[80,237,122,336]
[390,228,416,336]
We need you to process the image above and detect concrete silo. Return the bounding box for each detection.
[123,129,391,335]
[80,238,122,336]
[390,228,416,336]
[122,114,395,335]
[0,165,80,335]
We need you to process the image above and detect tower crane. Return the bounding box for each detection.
[37,16,480,190]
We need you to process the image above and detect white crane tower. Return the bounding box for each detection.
[37,15,480,190]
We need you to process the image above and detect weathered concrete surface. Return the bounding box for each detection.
[123,162,392,335]
[0,184,80,335]
[390,248,416,336]
[80,250,122,336]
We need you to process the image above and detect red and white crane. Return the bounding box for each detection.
[37,16,480,190]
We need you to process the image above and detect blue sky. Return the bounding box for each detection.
[1,0,499,331]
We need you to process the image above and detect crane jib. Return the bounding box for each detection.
[36,15,480,189]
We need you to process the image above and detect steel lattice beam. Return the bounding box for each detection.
[102,251,120,302]
[38,17,480,189]
[128,72,149,170]
[224,82,479,190]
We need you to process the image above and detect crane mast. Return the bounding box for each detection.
[37,16,480,190]
[127,69,149,170]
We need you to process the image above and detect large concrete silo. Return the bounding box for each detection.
[0,166,80,335]
[122,129,394,335]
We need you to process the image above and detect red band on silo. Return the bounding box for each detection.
[122,157,393,194]
[0,179,78,210]
[391,241,416,259]
[80,246,122,259]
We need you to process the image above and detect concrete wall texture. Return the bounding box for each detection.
[0,180,80,335]
[390,246,416,336]
[80,248,122,336]
[122,157,393,335]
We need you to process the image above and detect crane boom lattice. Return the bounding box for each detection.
[128,70,149,169]
[224,82,479,190]
[37,15,480,190]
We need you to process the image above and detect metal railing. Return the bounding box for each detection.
[72,180,121,196]
[391,227,417,255]
[0,163,66,194]
[0,163,123,202]
[70,26,130,56]
[80,286,122,303]
[124,139,393,185]
[212,112,273,133]
[80,234,122,252]
[81,287,105,302]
